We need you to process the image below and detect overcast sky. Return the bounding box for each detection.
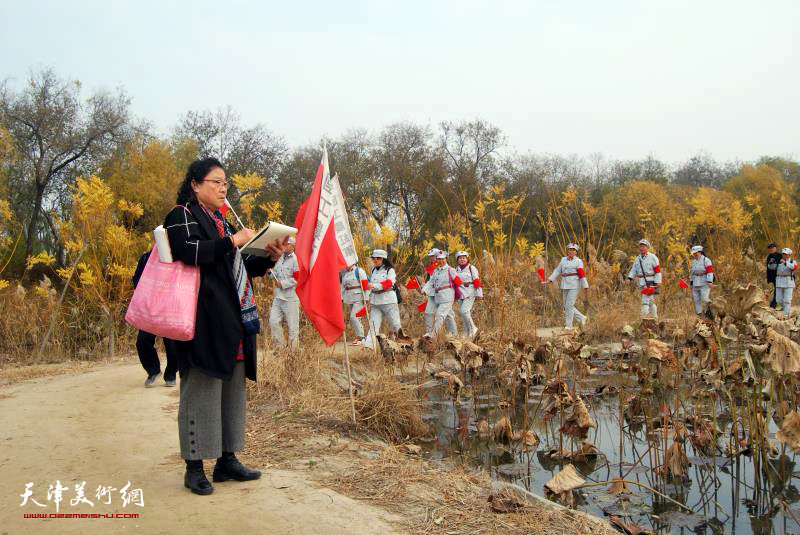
[2,0,798,163]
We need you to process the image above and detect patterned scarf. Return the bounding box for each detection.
[202,206,260,336]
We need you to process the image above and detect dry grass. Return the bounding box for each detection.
[254,340,428,443]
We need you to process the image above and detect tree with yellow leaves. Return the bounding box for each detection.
[57,176,147,356]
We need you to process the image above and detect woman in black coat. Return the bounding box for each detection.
[164,158,285,495]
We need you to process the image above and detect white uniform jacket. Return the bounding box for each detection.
[422,265,462,304]
[341,266,369,304]
[776,259,798,288]
[369,266,398,305]
[627,253,662,288]
[548,257,589,290]
[690,256,714,287]
[455,264,483,299]
[272,253,299,302]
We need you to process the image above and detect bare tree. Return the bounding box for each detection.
[439,118,505,195]
[173,106,288,181]
[1,68,130,259]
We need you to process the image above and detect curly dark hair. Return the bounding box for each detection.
[176,157,225,205]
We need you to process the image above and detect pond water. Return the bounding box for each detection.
[417,347,800,535]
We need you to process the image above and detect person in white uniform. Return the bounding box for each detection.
[418,248,458,336]
[776,247,798,318]
[269,237,300,348]
[541,243,589,329]
[689,245,714,315]
[454,251,483,337]
[627,239,662,319]
[340,263,369,345]
[363,249,403,349]
[422,251,463,337]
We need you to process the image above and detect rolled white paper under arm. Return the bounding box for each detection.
[153,225,173,263]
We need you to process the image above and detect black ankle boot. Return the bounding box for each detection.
[212,452,261,482]
[184,460,214,495]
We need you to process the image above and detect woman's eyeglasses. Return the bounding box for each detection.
[206,179,229,189]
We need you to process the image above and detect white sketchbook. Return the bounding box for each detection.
[241,222,298,257]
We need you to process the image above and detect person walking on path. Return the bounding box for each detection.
[132,250,178,387]
[422,251,463,337]
[541,243,589,329]
[340,262,369,345]
[627,239,662,320]
[363,249,404,348]
[689,245,714,315]
[269,237,300,349]
[775,247,798,318]
[454,251,483,338]
[766,243,782,309]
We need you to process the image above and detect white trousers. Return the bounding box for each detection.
[640,294,658,319]
[561,289,586,328]
[458,296,478,337]
[777,287,794,317]
[270,299,299,348]
[348,303,365,339]
[363,303,403,349]
[425,295,457,335]
[692,285,711,315]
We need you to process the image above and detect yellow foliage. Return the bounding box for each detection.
[102,138,194,231]
[0,279,8,290]
[232,173,266,194]
[259,201,284,223]
[26,252,56,270]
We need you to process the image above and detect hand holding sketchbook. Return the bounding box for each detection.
[241,221,298,257]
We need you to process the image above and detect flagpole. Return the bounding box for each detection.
[341,328,358,425]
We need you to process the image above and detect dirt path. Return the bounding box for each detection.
[0,360,400,534]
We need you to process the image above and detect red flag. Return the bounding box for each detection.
[537,268,546,282]
[293,147,359,345]
[360,279,369,291]
[406,277,420,290]
[417,300,427,313]
[425,264,435,276]
[355,307,367,318]
[679,279,689,289]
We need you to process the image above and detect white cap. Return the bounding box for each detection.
[690,245,703,254]
[427,248,440,257]
[287,236,296,245]
[567,243,579,251]
[436,251,448,259]
[371,249,388,259]
[783,247,793,255]
[456,251,469,258]
[638,239,651,247]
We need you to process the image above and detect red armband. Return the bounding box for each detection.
[418,301,428,313]
[474,278,483,289]
[654,265,661,274]
[406,277,420,290]
[355,307,367,318]
[577,268,586,278]
[425,265,435,276]
[705,265,714,274]
[381,279,393,290]
[361,279,369,291]
[453,276,463,287]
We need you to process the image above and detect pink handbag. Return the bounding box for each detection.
[125,245,200,341]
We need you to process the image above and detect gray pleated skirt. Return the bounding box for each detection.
[178,361,246,460]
